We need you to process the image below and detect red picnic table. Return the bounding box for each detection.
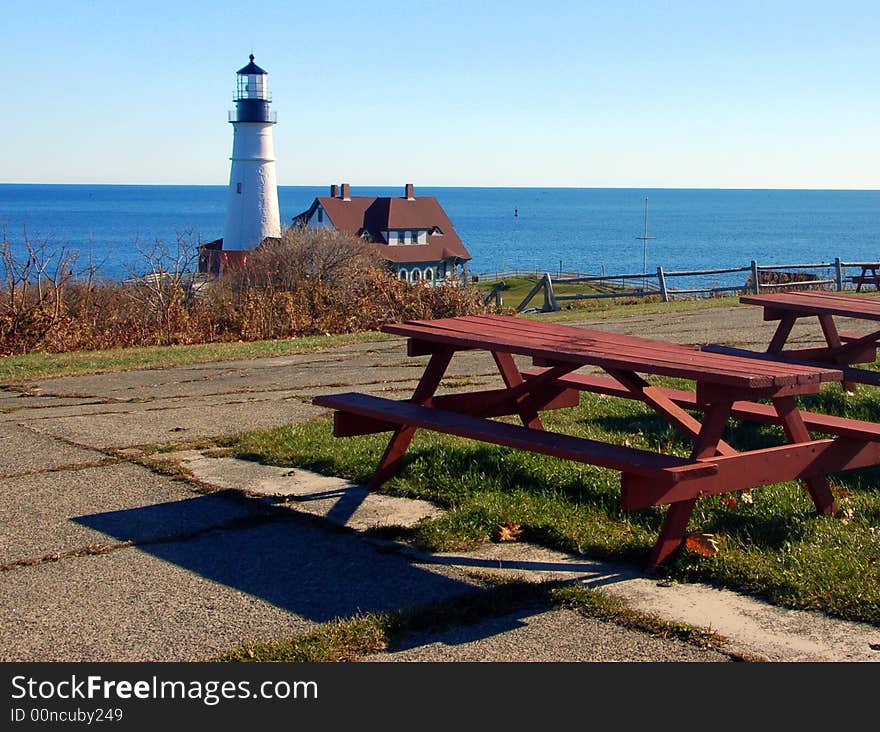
[740,291,880,388]
[313,315,880,568]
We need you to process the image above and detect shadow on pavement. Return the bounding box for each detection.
[73,491,475,623]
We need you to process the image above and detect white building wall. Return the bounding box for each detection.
[223,121,281,251]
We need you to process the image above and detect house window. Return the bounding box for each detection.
[411,269,421,282]
[398,268,408,281]
[236,182,242,194]
[425,268,434,282]
[317,208,323,223]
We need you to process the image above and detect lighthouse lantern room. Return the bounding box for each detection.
[221,54,281,259]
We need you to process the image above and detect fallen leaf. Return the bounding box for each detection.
[684,532,720,557]
[721,496,738,509]
[496,522,523,542]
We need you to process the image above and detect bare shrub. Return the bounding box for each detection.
[0,225,488,355]
[0,229,81,355]
[123,232,200,345]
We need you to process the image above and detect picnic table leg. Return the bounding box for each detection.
[492,351,545,430]
[772,396,838,516]
[767,313,798,354]
[817,314,856,391]
[647,401,733,569]
[368,347,455,489]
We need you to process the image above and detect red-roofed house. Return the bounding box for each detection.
[292,183,472,285]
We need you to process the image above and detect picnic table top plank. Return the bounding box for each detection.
[457,315,834,381]
[393,316,837,387]
[741,291,880,320]
[382,315,840,391]
[389,319,780,388]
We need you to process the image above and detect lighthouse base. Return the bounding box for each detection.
[198,238,281,276]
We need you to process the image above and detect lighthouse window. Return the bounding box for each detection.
[236,183,242,194]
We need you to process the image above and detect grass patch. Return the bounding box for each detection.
[225,382,880,626]
[221,580,728,662]
[223,614,390,662]
[538,293,745,323]
[475,275,745,321]
[0,331,392,383]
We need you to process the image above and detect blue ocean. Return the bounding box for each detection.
[1,184,878,285]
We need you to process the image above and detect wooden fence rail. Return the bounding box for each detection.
[477,257,880,313]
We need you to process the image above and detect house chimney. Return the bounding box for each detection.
[330,184,339,197]
[405,183,415,200]
[341,183,351,201]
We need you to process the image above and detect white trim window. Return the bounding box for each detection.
[398,268,408,281]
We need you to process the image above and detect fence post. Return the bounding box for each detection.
[750,260,760,294]
[834,257,843,291]
[657,266,669,302]
[543,273,558,312]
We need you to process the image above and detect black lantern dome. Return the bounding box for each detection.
[231,54,275,123]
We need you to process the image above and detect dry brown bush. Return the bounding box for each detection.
[0,226,488,355]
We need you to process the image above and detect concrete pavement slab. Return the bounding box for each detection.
[0,517,480,661]
[19,399,327,448]
[180,455,443,530]
[0,463,260,564]
[0,423,105,475]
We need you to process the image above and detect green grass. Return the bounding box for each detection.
[223,382,880,626]
[0,331,392,383]
[220,581,727,662]
[537,292,745,322]
[477,275,746,321]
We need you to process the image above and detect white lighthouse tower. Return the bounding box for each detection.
[222,55,281,260]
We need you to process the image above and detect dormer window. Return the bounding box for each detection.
[431,226,444,236]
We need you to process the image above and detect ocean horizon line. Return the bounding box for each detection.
[2,182,879,193]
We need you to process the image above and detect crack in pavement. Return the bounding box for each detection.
[0,511,297,573]
[0,457,122,481]
[3,372,503,421]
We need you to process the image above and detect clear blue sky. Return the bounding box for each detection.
[4,0,878,188]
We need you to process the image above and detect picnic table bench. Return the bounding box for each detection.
[312,315,880,568]
[739,291,880,389]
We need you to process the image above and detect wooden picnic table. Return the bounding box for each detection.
[849,264,880,292]
[740,291,880,388]
[313,315,880,568]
